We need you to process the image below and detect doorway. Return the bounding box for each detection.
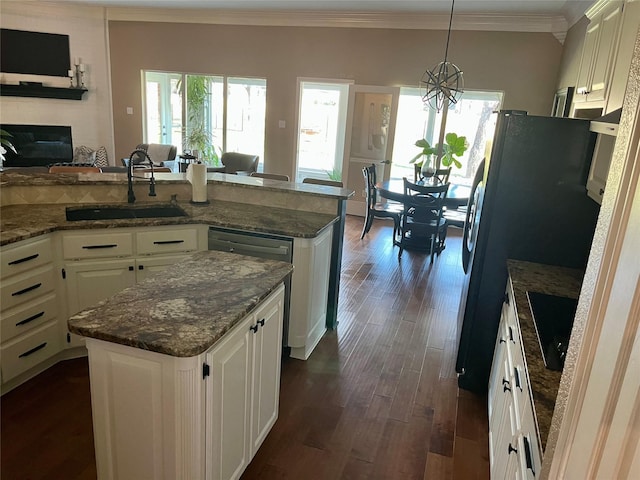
[294,79,351,183]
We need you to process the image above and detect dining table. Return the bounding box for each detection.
[376,177,471,220]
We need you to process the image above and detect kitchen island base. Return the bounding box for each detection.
[85,285,284,480]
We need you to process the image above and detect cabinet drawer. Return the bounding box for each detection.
[136,228,198,255]
[62,232,134,260]
[0,266,55,312]
[1,320,61,383]
[1,294,58,342]
[1,236,53,279]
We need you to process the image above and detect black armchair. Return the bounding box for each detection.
[207,152,259,174]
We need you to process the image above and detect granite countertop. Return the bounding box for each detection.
[68,250,293,357]
[507,259,584,451]
[0,170,353,199]
[0,200,338,246]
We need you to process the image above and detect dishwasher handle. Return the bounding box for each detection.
[213,239,290,258]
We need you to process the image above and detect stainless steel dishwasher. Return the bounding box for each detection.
[208,226,293,351]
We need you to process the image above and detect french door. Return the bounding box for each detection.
[294,79,351,183]
[342,85,400,216]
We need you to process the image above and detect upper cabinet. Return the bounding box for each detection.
[574,1,624,106]
[572,0,639,117]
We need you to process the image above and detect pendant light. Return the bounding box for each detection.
[420,0,464,112]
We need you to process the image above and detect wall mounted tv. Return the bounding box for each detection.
[1,124,73,167]
[1,29,70,77]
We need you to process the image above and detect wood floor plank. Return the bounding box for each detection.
[1,217,489,480]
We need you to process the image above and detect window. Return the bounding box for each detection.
[391,88,503,185]
[144,71,266,167]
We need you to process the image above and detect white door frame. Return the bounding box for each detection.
[544,37,640,479]
[292,77,354,182]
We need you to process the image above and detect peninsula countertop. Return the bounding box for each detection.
[507,259,584,451]
[68,250,294,357]
[0,200,338,246]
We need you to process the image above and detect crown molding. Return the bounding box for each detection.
[105,7,569,35]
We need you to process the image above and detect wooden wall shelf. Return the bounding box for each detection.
[0,84,87,100]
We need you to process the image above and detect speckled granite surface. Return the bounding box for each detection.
[0,170,352,198]
[68,250,293,357]
[507,259,584,451]
[0,200,337,246]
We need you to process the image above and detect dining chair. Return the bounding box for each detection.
[398,178,450,263]
[302,178,344,187]
[250,172,290,181]
[361,164,403,240]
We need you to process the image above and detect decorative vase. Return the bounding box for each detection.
[421,157,436,178]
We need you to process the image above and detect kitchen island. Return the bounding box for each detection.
[68,250,293,480]
[0,170,351,391]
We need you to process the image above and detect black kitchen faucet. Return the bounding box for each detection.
[127,149,157,203]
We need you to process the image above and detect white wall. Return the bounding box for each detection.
[0,1,115,163]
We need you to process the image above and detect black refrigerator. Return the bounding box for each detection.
[455,110,600,393]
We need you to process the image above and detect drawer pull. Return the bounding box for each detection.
[258,318,265,327]
[18,342,47,358]
[250,324,259,333]
[153,240,185,245]
[8,253,39,265]
[82,244,118,249]
[16,311,45,327]
[523,436,535,474]
[508,443,518,455]
[11,283,42,296]
[514,367,523,391]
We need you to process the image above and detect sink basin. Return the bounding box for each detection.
[66,204,188,221]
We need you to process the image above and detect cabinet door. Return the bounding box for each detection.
[589,4,623,102]
[206,316,252,480]
[135,255,191,284]
[250,287,284,455]
[576,20,600,95]
[65,259,136,316]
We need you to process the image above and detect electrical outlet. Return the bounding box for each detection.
[362,189,367,198]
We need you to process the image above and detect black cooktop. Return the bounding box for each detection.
[526,291,578,372]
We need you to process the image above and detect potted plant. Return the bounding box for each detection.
[410,132,468,177]
[180,75,222,166]
[0,129,16,167]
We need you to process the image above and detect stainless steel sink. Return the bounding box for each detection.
[65,204,188,221]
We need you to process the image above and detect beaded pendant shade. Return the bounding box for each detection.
[420,0,464,111]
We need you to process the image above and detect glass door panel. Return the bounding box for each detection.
[295,80,350,183]
[226,77,266,165]
[144,71,182,147]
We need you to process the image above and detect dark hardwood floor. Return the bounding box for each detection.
[1,215,489,479]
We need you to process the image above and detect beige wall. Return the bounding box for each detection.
[109,22,564,177]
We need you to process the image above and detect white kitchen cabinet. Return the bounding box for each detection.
[206,284,284,480]
[0,235,62,384]
[61,226,202,347]
[85,284,284,480]
[489,279,542,479]
[586,123,618,204]
[606,1,640,114]
[289,225,333,360]
[573,1,624,106]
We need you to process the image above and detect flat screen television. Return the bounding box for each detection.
[1,29,70,77]
[1,124,73,167]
